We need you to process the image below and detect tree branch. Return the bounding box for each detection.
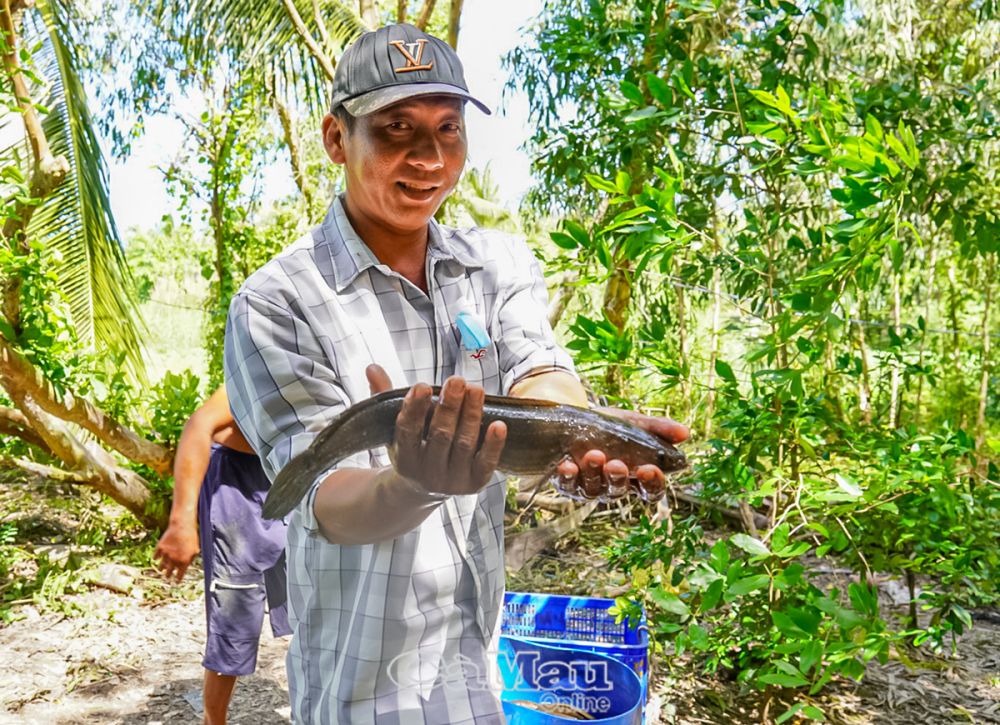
[312,0,331,47]
[396,0,407,23]
[0,455,89,483]
[415,0,436,29]
[0,405,49,452]
[282,0,337,82]
[447,0,463,49]
[0,336,173,475]
[273,94,314,213]
[1,383,164,529]
[358,0,379,29]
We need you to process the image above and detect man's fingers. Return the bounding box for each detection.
[636,464,666,501]
[449,385,485,474]
[605,459,629,498]
[579,450,607,499]
[553,456,579,498]
[424,378,466,481]
[366,364,394,395]
[471,420,506,487]
[395,384,433,475]
[599,407,691,444]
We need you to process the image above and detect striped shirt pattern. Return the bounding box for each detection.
[224,197,575,724]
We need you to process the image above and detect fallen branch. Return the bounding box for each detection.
[672,489,771,531]
[0,455,89,483]
[0,405,50,452]
[0,337,173,475]
[0,382,164,529]
[515,491,576,516]
[505,500,599,572]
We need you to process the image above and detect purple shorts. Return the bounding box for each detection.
[198,443,291,676]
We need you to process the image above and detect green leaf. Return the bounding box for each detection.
[800,641,823,674]
[645,72,672,106]
[619,80,644,105]
[623,106,659,123]
[549,231,578,250]
[803,705,826,720]
[585,174,619,194]
[727,574,771,597]
[759,671,809,688]
[776,703,805,724]
[650,587,690,617]
[731,533,771,557]
[715,359,736,383]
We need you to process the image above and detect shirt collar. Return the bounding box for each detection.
[321,195,484,293]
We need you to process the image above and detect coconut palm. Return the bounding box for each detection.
[1,0,146,380]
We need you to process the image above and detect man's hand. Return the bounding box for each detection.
[366,365,507,497]
[553,407,690,502]
[154,523,200,583]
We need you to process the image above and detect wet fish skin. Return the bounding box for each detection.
[263,387,687,520]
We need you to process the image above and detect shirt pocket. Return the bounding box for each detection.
[454,342,501,395]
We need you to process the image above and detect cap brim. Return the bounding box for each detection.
[342,83,492,116]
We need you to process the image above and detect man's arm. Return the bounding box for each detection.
[153,386,232,582]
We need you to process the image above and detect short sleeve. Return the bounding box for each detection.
[224,290,353,531]
[491,238,577,393]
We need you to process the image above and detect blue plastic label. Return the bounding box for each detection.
[456,311,491,351]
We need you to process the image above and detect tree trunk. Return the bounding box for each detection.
[602,262,632,396]
[273,94,314,215]
[358,0,380,29]
[914,243,938,421]
[856,306,873,425]
[675,273,689,404]
[1,0,70,333]
[704,266,722,439]
[889,270,902,428]
[415,0,436,29]
[547,271,576,329]
[975,257,993,453]
[447,0,464,49]
[0,405,50,453]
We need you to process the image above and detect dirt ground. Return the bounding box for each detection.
[1,570,997,724]
[1,481,997,724]
[0,582,291,725]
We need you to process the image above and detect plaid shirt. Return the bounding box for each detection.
[224,197,575,724]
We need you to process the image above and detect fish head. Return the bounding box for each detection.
[657,443,687,473]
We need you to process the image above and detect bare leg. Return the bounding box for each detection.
[203,670,238,725]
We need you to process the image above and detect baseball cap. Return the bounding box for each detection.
[330,23,491,117]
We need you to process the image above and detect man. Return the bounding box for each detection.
[224,23,689,723]
[154,386,291,725]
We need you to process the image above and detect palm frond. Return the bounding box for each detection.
[154,0,368,115]
[17,0,149,382]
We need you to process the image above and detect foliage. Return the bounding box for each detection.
[146,370,202,448]
[513,0,1000,714]
[608,518,897,721]
[2,1,149,381]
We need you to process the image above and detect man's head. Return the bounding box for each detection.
[323,24,489,241]
[328,23,489,119]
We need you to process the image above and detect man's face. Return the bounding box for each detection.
[324,95,467,238]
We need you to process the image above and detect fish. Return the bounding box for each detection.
[262,387,687,520]
[509,699,596,719]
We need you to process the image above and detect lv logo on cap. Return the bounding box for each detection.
[390,40,434,73]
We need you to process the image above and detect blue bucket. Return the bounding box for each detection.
[498,635,644,724]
